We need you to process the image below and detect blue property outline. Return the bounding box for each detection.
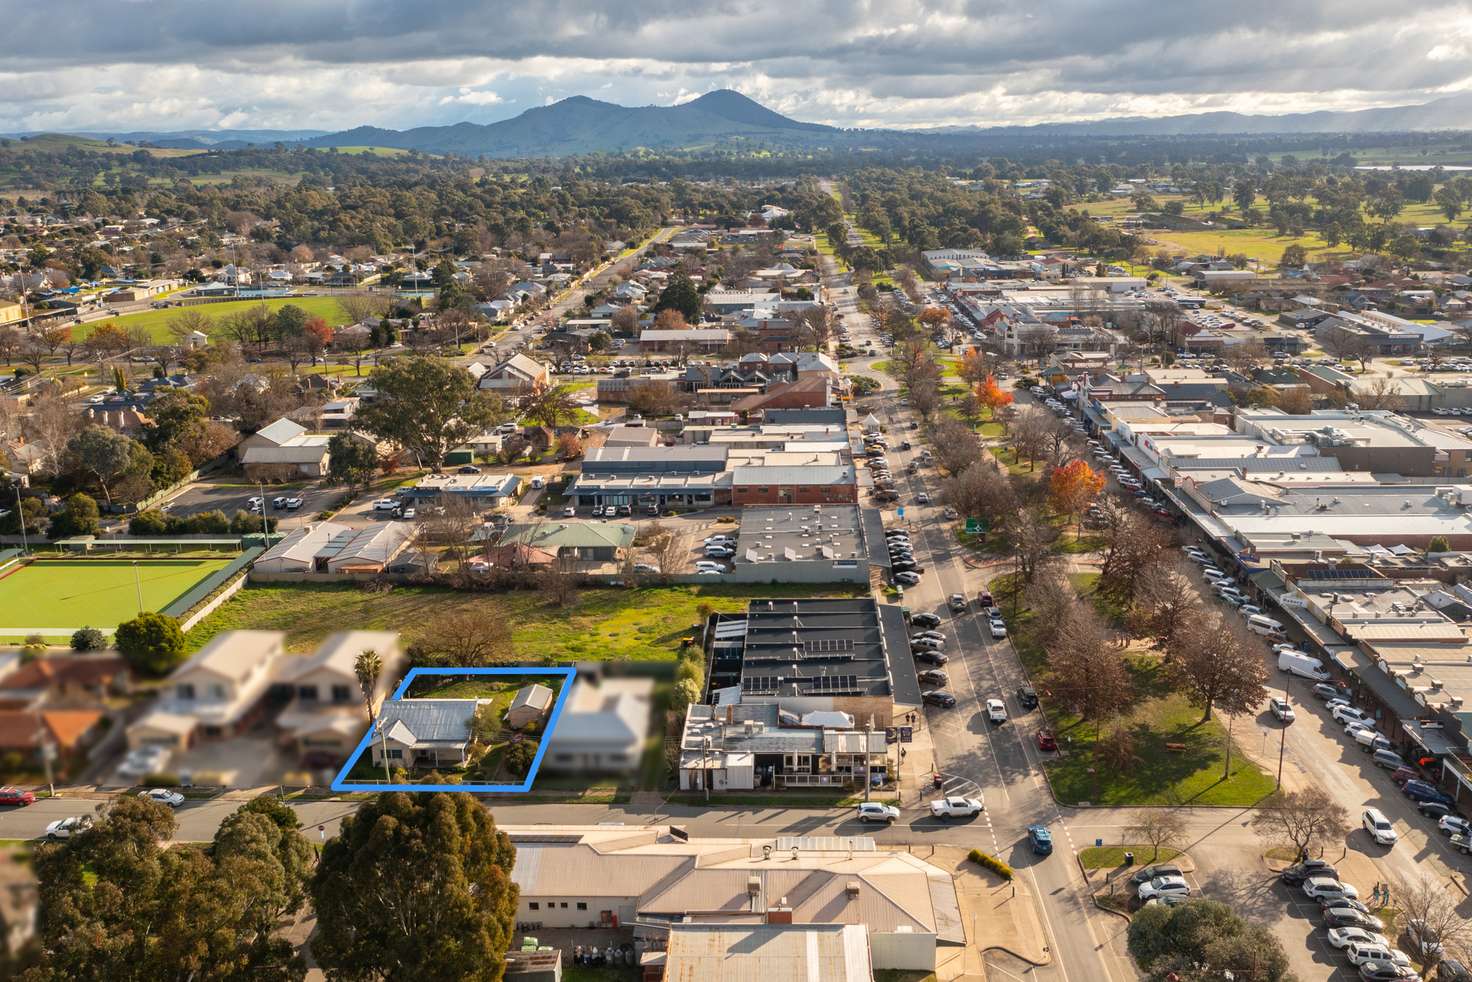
[330,666,577,793]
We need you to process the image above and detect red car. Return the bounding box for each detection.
[0,787,36,807]
[1036,730,1058,752]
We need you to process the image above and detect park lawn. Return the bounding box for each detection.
[989,444,1039,478]
[184,582,858,659]
[814,232,849,272]
[77,295,354,344]
[1079,845,1183,870]
[0,557,232,634]
[1042,657,1275,808]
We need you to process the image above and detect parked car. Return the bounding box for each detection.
[910,612,942,629]
[1403,780,1453,806]
[911,630,946,643]
[1311,682,1345,700]
[0,787,36,807]
[372,498,399,512]
[1324,908,1383,932]
[1332,704,1371,728]
[1372,749,1406,770]
[118,744,171,779]
[1036,730,1057,751]
[1438,815,1471,837]
[949,594,967,612]
[894,571,921,586]
[1345,944,1412,970]
[1389,766,1419,787]
[1356,962,1417,981]
[1017,684,1038,709]
[1027,825,1053,855]
[1303,877,1360,902]
[914,650,949,665]
[284,496,303,510]
[1138,875,1191,901]
[43,816,94,840]
[917,669,949,686]
[138,788,185,808]
[1279,860,1339,885]
[988,617,1007,639]
[1130,863,1184,886]
[1418,800,1454,820]
[922,690,957,708]
[856,802,900,824]
[929,796,984,819]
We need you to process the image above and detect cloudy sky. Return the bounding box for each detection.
[4,0,1472,134]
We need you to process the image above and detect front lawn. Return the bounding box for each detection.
[185,582,858,660]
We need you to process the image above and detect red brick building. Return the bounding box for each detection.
[730,464,858,506]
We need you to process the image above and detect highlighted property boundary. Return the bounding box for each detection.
[330,666,577,793]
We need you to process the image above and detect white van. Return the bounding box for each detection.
[530,476,545,490]
[1246,614,1285,638]
[1278,649,1330,681]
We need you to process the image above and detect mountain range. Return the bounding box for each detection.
[7,89,1472,158]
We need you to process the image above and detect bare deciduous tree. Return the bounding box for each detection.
[1396,876,1472,975]
[1124,808,1188,863]
[409,607,514,667]
[1249,788,1349,861]
[1167,611,1269,723]
[537,555,580,608]
[337,292,393,327]
[1129,559,1198,649]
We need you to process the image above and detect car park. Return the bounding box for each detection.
[856,802,900,823]
[922,690,957,708]
[985,699,1007,724]
[138,788,186,808]
[928,795,983,819]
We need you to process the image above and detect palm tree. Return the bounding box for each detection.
[354,649,389,782]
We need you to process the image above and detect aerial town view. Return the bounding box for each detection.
[2,3,1472,980]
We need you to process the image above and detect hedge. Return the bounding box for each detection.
[969,848,1015,881]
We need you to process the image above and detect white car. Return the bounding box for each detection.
[372,498,399,512]
[284,496,304,510]
[1327,927,1390,950]
[1269,697,1295,723]
[986,699,1007,724]
[916,493,930,505]
[988,618,1007,639]
[563,506,577,517]
[1331,704,1370,727]
[1137,875,1191,901]
[43,815,94,840]
[694,561,726,573]
[138,788,185,808]
[857,802,901,823]
[1362,808,1397,846]
[1303,877,1359,901]
[928,796,984,819]
[1344,943,1412,969]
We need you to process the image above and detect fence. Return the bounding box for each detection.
[161,546,263,624]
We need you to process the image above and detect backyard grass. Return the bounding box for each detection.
[0,557,233,633]
[183,582,858,658]
[78,295,355,344]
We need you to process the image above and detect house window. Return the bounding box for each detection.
[577,902,587,911]
[176,683,196,700]
[528,902,539,911]
[386,749,402,760]
[208,684,227,700]
[331,685,353,703]
[560,902,568,909]
[297,685,320,701]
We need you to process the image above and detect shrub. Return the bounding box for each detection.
[969,848,1014,881]
[129,510,171,536]
[504,740,537,778]
[141,772,179,787]
[21,634,48,662]
[70,627,107,652]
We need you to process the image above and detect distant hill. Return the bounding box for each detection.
[299,90,840,157]
[8,90,1472,161]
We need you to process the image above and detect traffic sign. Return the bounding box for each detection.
[897,506,905,518]
[965,517,988,535]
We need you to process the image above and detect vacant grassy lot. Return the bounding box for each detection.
[1144,226,1338,265]
[79,295,354,344]
[184,582,857,659]
[0,557,232,633]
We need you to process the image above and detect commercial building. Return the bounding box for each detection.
[507,826,962,973]
[726,506,874,584]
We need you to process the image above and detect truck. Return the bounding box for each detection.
[1278,649,1331,682]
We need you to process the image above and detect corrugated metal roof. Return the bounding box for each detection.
[377,699,478,745]
[663,923,870,982]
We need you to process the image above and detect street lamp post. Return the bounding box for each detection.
[1276,675,1292,791]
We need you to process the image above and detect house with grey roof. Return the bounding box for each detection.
[370,698,482,768]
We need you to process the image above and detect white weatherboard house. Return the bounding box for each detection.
[541,676,653,774]
[369,698,481,768]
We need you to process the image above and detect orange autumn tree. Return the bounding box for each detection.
[958,346,990,386]
[974,374,1013,417]
[1049,458,1107,536]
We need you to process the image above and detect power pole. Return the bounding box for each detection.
[863,718,873,802]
